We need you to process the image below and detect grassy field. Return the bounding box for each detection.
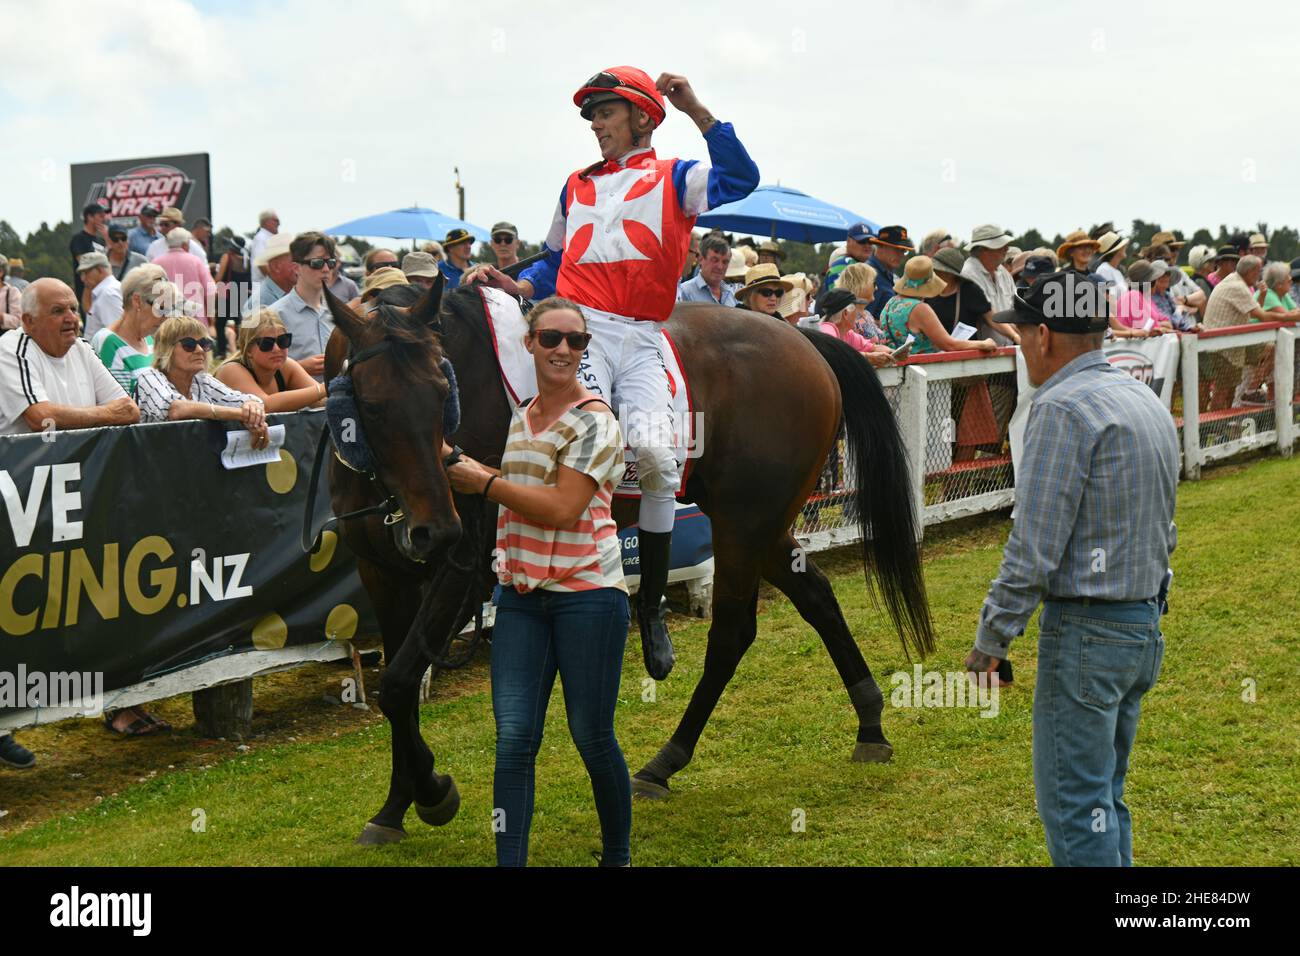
[2,455,1297,866]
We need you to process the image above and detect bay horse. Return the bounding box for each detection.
[320,278,933,845]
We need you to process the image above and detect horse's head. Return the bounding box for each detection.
[324,278,461,562]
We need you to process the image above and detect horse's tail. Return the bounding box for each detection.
[799,330,935,659]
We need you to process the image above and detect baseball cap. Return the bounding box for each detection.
[139,204,160,218]
[443,228,473,248]
[76,251,110,273]
[490,221,518,239]
[992,270,1109,333]
[82,202,107,218]
[847,222,873,243]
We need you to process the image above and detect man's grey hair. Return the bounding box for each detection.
[19,282,40,317]
[1261,260,1291,290]
[700,233,730,259]
[1237,254,1262,278]
[258,209,278,225]
[167,226,192,249]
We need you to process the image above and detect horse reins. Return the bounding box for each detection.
[301,339,463,555]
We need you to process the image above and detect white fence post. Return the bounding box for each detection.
[1275,327,1295,457]
[897,364,928,542]
[1180,333,1201,480]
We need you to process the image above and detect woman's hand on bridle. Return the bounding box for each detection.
[447,457,491,495]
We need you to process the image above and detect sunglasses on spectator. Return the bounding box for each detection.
[255,333,293,352]
[753,287,782,298]
[301,257,338,270]
[109,233,127,242]
[179,337,214,353]
[533,329,592,350]
[492,234,516,244]
[367,261,398,273]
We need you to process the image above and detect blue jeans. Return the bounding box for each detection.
[1034,598,1165,866]
[491,585,631,866]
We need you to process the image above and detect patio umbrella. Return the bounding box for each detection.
[322,206,491,243]
[695,185,876,245]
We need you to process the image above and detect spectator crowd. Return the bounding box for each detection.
[2,198,1298,771]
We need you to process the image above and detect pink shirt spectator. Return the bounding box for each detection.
[153,249,216,320]
[1114,289,1161,330]
[820,321,872,352]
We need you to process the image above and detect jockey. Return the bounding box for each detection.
[465,67,759,680]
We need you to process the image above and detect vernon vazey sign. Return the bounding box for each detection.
[71,152,211,229]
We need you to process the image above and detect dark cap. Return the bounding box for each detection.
[871,225,914,251]
[443,227,473,248]
[818,288,871,316]
[1215,245,1240,263]
[83,201,107,218]
[847,221,873,243]
[1021,255,1055,284]
[139,204,160,217]
[993,270,1109,334]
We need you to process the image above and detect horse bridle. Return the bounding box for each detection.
[301,339,463,555]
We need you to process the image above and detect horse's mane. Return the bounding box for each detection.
[369,285,445,383]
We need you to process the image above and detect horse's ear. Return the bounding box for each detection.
[411,272,444,328]
[324,286,365,342]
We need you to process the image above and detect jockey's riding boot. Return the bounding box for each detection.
[636,531,675,681]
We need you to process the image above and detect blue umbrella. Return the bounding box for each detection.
[322,206,491,243]
[695,185,876,245]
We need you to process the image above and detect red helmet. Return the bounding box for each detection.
[573,66,665,126]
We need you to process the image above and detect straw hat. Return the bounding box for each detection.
[1095,231,1129,260]
[1149,230,1185,250]
[361,266,410,298]
[758,240,785,261]
[736,264,793,298]
[1056,229,1100,261]
[893,255,946,298]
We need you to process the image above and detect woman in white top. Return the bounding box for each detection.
[91,266,176,396]
[135,315,270,448]
[1095,232,1130,297]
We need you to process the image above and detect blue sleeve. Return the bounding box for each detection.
[670,121,760,213]
[520,246,561,299]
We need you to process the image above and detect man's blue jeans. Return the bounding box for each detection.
[1034,598,1165,866]
[491,585,631,867]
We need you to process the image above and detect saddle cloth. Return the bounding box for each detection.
[475,285,696,498]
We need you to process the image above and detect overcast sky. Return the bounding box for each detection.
[1,0,1294,247]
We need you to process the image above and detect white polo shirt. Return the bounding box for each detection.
[83,273,123,341]
[0,332,127,435]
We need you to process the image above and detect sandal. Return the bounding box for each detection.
[103,709,163,737]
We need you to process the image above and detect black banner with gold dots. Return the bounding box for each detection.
[0,410,376,696]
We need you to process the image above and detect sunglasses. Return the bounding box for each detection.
[109,235,127,242]
[753,287,782,298]
[492,234,516,244]
[367,261,398,273]
[534,329,592,350]
[179,337,214,353]
[301,257,338,270]
[255,333,293,352]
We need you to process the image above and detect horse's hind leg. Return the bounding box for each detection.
[632,533,760,798]
[760,534,892,763]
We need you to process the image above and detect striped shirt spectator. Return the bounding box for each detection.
[495,397,626,593]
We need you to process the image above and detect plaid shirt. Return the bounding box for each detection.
[975,351,1179,657]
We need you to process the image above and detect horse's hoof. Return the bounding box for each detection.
[415,776,461,826]
[851,741,894,763]
[355,822,407,846]
[631,775,670,800]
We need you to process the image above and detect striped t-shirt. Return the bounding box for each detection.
[91,328,154,396]
[495,397,627,594]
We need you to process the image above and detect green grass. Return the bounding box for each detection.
[3,456,1298,866]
